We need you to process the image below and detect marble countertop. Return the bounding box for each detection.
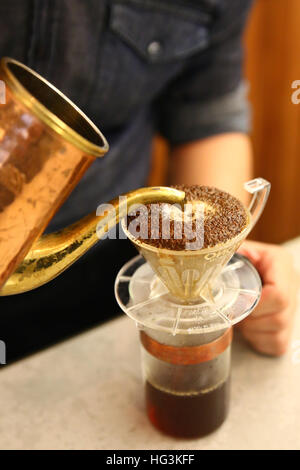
[0,239,300,450]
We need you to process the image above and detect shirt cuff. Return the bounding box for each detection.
[158,81,251,146]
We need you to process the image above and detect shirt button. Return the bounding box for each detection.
[147,40,162,57]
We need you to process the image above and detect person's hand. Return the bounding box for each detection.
[236,240,300,356]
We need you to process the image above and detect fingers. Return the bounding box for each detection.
[240,310,290,332]
[237,240,300,357]
[249,284,289,318]
[240,327,291,357]
[239,280,298,355]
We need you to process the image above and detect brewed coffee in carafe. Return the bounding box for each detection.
[141,327,232,438]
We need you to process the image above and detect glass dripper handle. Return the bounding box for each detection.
[244,178,271,229]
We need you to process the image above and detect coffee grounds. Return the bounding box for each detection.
[126,185,248,250]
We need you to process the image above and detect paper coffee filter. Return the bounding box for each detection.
[122,213,252,303]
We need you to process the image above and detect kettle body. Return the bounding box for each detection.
[0,58,184,294]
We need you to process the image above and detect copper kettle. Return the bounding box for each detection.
[0,58,185,295]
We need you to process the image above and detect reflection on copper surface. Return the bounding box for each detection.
[0,84,93,288]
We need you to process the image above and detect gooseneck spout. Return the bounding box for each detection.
[1,187,185,295]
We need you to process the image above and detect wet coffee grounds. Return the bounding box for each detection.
[126,185,248,250]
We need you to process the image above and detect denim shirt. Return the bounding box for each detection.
[0,0,253,230]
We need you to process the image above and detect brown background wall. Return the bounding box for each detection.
[149,0,300,244]
[245,0,300,243]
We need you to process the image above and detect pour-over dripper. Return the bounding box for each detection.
[115,178,270,438]
[122,178,270,303]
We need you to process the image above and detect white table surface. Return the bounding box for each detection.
[0,239,300,450]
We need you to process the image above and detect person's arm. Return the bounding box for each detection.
[170,132,253,205]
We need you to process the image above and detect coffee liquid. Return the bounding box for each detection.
[145,379,230,438]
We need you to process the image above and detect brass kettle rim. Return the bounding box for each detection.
[0,57,109,157]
